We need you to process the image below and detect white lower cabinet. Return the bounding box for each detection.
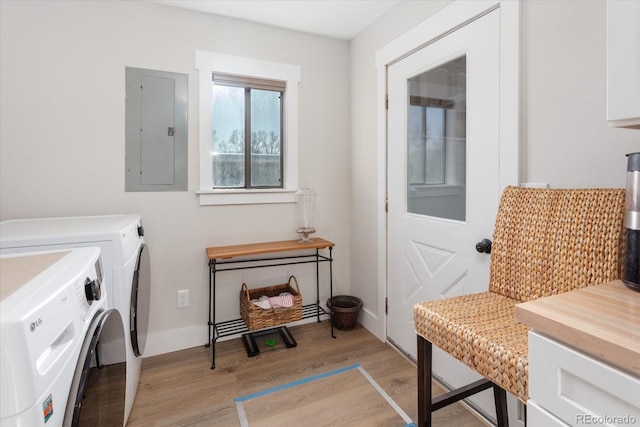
[527,331,640,427]
[528,400,569,427]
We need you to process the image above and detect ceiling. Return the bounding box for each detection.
[151,0,400,40]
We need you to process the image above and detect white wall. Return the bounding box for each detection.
[0,1,351,356]
[522,0,638,187]
[349,0,639,336]
[1,0,637,356]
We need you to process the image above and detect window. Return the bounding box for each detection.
[408,103,447,186]
[196,51,301,205]
[212,74,284,189]
[406,55,467,220]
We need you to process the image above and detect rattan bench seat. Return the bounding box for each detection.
[414,292,529,402]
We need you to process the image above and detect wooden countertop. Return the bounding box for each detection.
[515,280,640,377]
[207,238,334,260]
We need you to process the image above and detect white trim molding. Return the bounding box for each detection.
[195,51,301,206]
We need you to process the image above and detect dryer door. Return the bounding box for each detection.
[64,309,126,427]
[130,244,150,357]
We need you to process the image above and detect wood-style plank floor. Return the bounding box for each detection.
[126,321,487,426]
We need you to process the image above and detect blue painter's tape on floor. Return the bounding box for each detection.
[234,362,415,427]
[233,363,361,403]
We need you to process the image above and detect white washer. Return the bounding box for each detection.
[0,247,127,426]
[0,215,150,425]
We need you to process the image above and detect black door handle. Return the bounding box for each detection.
[475,239,492,254]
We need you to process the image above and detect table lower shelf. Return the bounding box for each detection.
[212,303,329,341]
[241,326,297,357]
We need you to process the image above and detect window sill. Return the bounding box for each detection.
[197,189,298,206]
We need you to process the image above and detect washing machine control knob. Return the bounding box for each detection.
[137,225,144,237]
[84,277,102,304]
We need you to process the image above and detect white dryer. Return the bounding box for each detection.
[0,247,126,426]
[0,215,150,424]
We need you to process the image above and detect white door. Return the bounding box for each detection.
[387,7,502,416]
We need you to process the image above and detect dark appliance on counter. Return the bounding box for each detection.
[623,152,640,291]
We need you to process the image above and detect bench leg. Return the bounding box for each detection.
[493,384,509,427]
[417,334,510,427]
[417,335,433,427]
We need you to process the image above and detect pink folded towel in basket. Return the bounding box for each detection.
[268,292,294,308]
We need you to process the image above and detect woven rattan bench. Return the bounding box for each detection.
[413,186,626,427]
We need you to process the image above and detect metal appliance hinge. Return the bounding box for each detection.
[385,297,388,314]
[385,94,389,110]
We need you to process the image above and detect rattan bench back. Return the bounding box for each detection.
[489,186,626,302]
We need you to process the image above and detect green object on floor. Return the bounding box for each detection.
[241,326,297,357]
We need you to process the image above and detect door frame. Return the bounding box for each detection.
[374,0,521,341]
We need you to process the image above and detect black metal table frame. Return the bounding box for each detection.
[207,247,334,369]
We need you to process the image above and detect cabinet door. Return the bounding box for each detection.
[527,401,569,427]
[607,0,640,128]
[529,331,640,426]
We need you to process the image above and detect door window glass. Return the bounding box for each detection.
[407,56,466,221]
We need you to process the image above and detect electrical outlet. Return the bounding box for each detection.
[177,289,189,308]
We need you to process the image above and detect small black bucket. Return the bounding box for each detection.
[326,295,363,331]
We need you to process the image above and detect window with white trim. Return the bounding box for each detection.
[212,74,284,189]
[196,51,301,205]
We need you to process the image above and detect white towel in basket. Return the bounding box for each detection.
[251,295,272,309]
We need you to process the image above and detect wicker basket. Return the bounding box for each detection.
[239,275,302,331]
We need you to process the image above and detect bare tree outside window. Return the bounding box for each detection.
[212,78,283,188]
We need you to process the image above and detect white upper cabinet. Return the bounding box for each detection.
[607,0,640,129]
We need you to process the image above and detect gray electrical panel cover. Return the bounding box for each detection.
[126,67,188,191]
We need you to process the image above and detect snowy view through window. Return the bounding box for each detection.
[212,85,282,188]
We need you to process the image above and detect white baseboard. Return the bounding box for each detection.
[98,336,126,365]
[142,315,333,358]
[359,306,383,341]
[142,307,387,358]
[143,324,208,357]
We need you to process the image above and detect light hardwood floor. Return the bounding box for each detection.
[126,321,487,426]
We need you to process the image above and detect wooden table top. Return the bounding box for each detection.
[206,238,334,260]
[515,280,640,377]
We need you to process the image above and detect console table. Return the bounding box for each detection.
[206,238,335,369]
